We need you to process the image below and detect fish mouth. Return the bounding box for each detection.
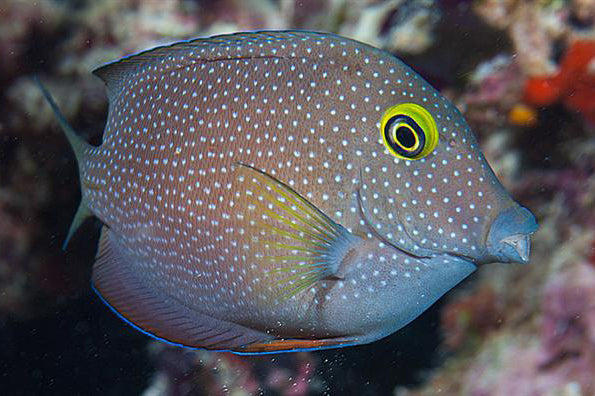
[483,206,538,264]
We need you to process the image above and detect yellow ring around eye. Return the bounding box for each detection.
[380,102,438,160]
[391,123,420,152]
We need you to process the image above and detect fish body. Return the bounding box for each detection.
[40,31,537,354]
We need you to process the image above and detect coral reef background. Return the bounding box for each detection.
[1,0,595,395]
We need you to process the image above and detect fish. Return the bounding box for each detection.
[38,30,538,354]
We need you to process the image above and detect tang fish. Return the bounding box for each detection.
[39,31,537,354]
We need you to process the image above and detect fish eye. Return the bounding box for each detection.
[380,103,438,160]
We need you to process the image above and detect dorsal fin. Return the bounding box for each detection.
[91,30,347,98]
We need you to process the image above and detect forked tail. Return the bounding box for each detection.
[35,77,93,249]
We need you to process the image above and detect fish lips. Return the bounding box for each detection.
[483,205,538,264]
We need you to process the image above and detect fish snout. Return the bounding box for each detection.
[485,206,538,264]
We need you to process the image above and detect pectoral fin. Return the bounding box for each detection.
[235,163,359,300]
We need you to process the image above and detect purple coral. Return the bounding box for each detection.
[144,345,320,395]
[457,261,595,396]
[539,261,595,392]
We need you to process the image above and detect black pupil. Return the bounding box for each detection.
[395,126,416,149]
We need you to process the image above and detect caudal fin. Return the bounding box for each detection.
[35,77,93,249]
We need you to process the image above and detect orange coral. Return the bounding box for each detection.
[524,40,595,124]
[508,103,538,127]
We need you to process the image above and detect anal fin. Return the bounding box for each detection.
[92,226,272,352]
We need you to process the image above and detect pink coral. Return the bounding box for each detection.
[144,346,319,395]
[539,262,595,388]
[461,262,595,396]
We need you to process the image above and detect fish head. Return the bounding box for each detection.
[356,62,537,265]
